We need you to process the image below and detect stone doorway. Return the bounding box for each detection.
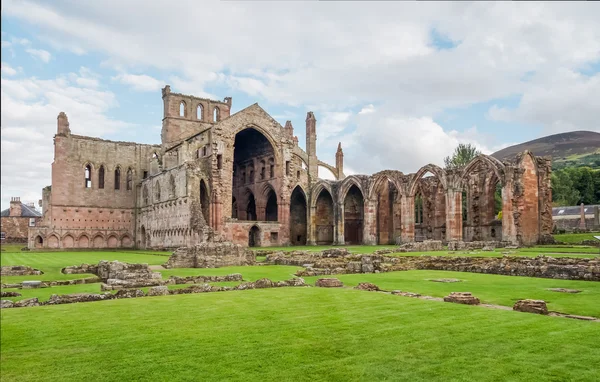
[249,225,260,247]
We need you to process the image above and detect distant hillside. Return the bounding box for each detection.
[491,131,600,168]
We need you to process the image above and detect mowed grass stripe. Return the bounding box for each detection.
[2,288,599,382]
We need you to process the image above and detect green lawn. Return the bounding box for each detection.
[0,251,169,284]
[554,232,600,244]
[2,288,599,382]
[305,270,600,317]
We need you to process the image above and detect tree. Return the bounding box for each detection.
[444,143,481,169]
[551,170,580,206]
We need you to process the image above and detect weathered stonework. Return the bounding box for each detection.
[513,299,548,315]
[168,273,243,284]
[354,282,380,291]
[315,278,344,288]
[61,264,99,274]
[0,291,21,297]
[164,242,255,268]
[29,85,552,249]
[272,251,600,281]
[1,266,43,276]
[443,292,480,305]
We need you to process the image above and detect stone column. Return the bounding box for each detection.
[580,203,586,230]
[400,194,414,243]
[501,177,517,245]
[393,200,402,244]
[334,202,345,245]
[307,205,317,245]
[278,201,290,245]
[363,198,377,245]
[445,188,462,242]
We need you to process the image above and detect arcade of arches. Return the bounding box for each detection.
[30,85,551,250]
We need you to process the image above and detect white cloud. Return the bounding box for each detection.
[0,71,135,210]
[1,62,18,76]
[112,73,163,92]
[25,48,51,63]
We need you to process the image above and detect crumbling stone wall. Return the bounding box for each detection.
[1,266,43,276]
[270,251,599,281]
[164,242,255,268]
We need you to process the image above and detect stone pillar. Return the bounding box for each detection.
[580,203,586,230]
[595,206,600,229]
[334,202,345,245]
[307,205,317,245]
[393,200,402,244]
[363,198,377,245]
[400,195,414,243]
[278,201,290,245]
[501,178,517,245]
[445,188,463,241]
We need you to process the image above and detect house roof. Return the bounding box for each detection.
[552,205,599,217]
[0,204,42,218]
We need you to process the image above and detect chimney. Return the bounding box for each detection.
[9,197,22,217]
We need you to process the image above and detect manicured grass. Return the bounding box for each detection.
[2,288,599,382]
[554,232,600,244]
[304,270,600,317]
[0,251,168,284]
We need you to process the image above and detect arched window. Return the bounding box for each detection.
[269,158,274,178]
[213,107,219,122]
[98,165,105,189]
[155,181,161,202]
[126,168,133,191]
[84,164,92,188]
[169,174,176,198]
[415,193,423,224]
[114,167,121,190]
[197,104,203,120]
[143,185,149,205]
[179,101,185,117]
[260,160,266,180]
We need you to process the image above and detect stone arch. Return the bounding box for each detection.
[47,234,59,249]
[290,185,307,245]
[408,164,447,197]
[77,234,90,248]
[92,233,105,248]
[314,188,334,245]
[140,226,147,248]
[339,176,366,203]
[121,234,133,248]
[169,174,176,198]
[368,173,403,201]
[249,225,260,247]
[126,168,133,191]
[98,165,106,189]
[213,106,220,122]
[516,151,540,245]
[62,234,75,248]
[310,181,334,208]
[460,154,506,188]
[84,163,93,188]
[343,184,364,244]
[200,179,210,225]
[179,101,186,117]
[114,166,121,190]
[196,104,203,120]
[265,188,278,222]
[232,125,281,164]
[107,234,119,248]
[246,190,257,221]
[34,235,44,248]
[370,176,399,245]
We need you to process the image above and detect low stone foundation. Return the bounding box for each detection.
[443,292,480,305]
[61,264,98,275]
[448,241,510,251]
[164,242,255,268]
[1,266,43,276]
[399,240,443,252]
[513,299,548,315]
[315,278,343,288]
[1,276,101,289]
[168,273,243,285]
[270,251,600,281]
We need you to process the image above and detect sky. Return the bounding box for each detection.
[1,1,599,211]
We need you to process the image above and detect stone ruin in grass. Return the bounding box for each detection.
[1,265,43,276]
[163,242,255,269]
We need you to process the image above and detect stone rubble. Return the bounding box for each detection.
[315,278,343,288]
[1,291,22,297]
[547,288,581,294]
[164,242,255,268]
[443,292,481,305]
[1,265,43,276]
[513,299,548,315]
[354,282,380,291]
[0,300,14,309]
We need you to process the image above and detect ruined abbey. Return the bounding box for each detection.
[28,86,553,249]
